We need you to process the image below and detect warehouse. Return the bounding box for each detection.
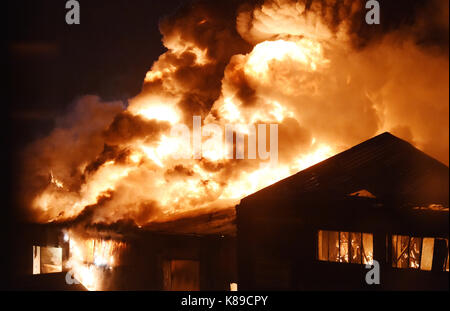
[16,133,449,290]
[236,132,449,290]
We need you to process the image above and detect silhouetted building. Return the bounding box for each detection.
[14,133,449,290]
[12,209,236,290]
[236,132,449,290]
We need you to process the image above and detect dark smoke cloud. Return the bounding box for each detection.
[20,96,124,221]
[104,112,170,145]
[136,0,253,122]
[20,0,448,227]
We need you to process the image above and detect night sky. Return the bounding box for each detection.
[7,0,190,151]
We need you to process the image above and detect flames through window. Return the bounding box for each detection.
[392,235,449,271]
[318,230,373,264]
[32,246,63,274]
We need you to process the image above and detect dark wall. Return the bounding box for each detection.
[112,233,236,290]
[236,197,449,290]
[11,224,237,291]
[10,223,70,290]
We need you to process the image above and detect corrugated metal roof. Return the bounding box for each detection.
[242,132,449,207]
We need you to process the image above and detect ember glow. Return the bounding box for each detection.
[66,232,127,291]
[22,0,449,224]
[20,0,449,290]
[25,10,338,224]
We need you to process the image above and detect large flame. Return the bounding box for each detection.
[25,0,449,225]
[66,231,127,291]
[21,0,449,289]
[30,33,335,224]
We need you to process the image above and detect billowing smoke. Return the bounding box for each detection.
[20,0,449,227]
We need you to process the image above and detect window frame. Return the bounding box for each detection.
[317,230,373,265]
[391,235,449,272]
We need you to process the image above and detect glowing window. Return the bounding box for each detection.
[230,283,238,291]
[32,246,62,274]
[446,246,449,272]
[318,230,373,264]
[392,236,449,271]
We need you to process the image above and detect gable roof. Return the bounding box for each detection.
[242,132,449,207]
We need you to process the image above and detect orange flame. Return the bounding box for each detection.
[25,0,448,230]
[66,232,127,290]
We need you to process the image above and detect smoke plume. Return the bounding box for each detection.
[20,0,449,227]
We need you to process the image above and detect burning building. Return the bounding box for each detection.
[17,208,237,291]
[236,132,449,290]
[10,0,449,291]
[15,132,449,291]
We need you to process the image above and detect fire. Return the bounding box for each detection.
[138,105,180,124]
[22,0,448,250]
[50,171,64,189]
[293,145,333,171]
[219,98,242,123]
[164,35,210,65]
[222,164,292,199]
[28,7,337,225]
[132,103,181,124]
[245,39,327,75]
[66,232,127,291]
